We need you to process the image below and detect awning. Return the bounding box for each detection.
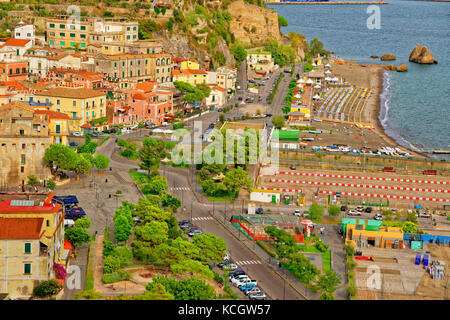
[64,239,73,250]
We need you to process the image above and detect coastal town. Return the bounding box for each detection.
[0,0,448,304]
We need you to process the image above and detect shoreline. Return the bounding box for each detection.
[328,58,429,159]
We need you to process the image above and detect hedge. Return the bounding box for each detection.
[102,270,130,284]
[256,241,277,258]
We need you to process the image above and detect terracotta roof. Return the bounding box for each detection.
[172,69,181,76]
[34,109,70,120]
[172,58,186,63]
[136,81,158,93]
[0,101,35,113]
[81,124,92,128]
[0,81,28,91]
[36,87,106,99]
[132,93,147,100]
[214,86,226,92]
[0,217,44,240]
[3,38,31,47]
[181,69,207,75]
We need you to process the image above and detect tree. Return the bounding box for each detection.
[219,114,225,122]
[317,270,341,293]
[230,44,247,63]
[402,221,420,234]
[278,15,288,27]
[43,144,78,171]
[27,175,39,186]
[103,255,120,274]
[33,280,61,298]
[192,233,227,263]
[94,154,110,171]
[344,244,355,257]
[47,179,56,190]
[113,246,133,266]
[160,192,181,211]
[114,214,133,242]
[309,203,324,222]
[146,276,215,300]
[65,227,91,248]
[328,205,341,217]
[139,139,165,173]
[134,221,169,247]
[77,136,98,154]
[271,115,285,129]
[143,175,168,195]
[74,217,91,230]
[223,166,252,199]
[319,291,335,300]
[142,283,174,300]
[72,154,93,180]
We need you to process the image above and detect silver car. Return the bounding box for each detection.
[249,292,267,300]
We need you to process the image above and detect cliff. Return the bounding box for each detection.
[227,0,282,46]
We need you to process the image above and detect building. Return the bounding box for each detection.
[246,50,274,74]
[172,69,207,86]
[342,218,405,249]
[215,66,237,91]
[205,86,226,109]
[31,87,107,132]
[0,85,14,106]
[13,23,35,45]
[180,60,200,70]
[0,101,52,186]
[0,193,67,299]
[0,60,28,82]
[46,68,104,89]
[46,17,138,51]
[25,47,89,77]
[34,110,69,145]
[0,38,33,57]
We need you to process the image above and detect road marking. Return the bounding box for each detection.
[236,260,261,266]
[170,187,190,191]
[191,216,214,221]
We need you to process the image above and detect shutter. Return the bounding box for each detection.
[24,242,31,254]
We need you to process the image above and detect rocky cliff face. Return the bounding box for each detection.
[227,0,281,46]
[409,44,438,64]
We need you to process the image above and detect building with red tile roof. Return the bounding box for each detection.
[0,217,44,240]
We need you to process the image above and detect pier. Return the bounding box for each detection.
[267,1,388,4]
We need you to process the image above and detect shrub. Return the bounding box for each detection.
[256,241,277,258]
[315,240,329,253]
[344,244,355,257]
[33,280,61,297]
[102,270,130,284]
[347,258,357,271]
[47,179,56,190]
[319,291,335,300]
[103,255,121,274]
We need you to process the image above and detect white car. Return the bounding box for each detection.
[417,211,431,218]
[235,279,258,288]
[373,213,383,220]
[347,210,361,216]
[245,286,261,296]
[293,209,302,216]
[222,263,238,271]
[231,275,250,286]
[72,131,82,136]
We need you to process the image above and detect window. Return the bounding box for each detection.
[70,42,75,47]
[60,41,65,46]
[70,33,76,38]
[47,219,50,227]
[20,166,24,173]
[127,35,130,40]
[114,62,117,68]
[80,43,86,48]
[22,144,25,149]
[92,111,95,118]
[60,33,65,37]
[81,26,86,31]
[56,124,61,134]
[70,25,75,30]
[56,99,60,105]
[50,23,55,28]
[72,112,77,119]
[80,34,86,39]
[20,130,25,136]
[24,242,31,254]
[24,263,31,274]
[73,100,76,106]
[59,24,65,29]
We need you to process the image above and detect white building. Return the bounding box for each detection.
[0,38,33,57]
[205,86,226,109]
[14,23,35,45]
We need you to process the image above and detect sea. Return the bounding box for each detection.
[269,0,450,160]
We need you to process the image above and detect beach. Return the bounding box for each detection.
[327,58,427,159]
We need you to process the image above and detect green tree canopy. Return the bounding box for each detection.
[33,280,61,297]
[278,15,288,27]
[134,221,169,247]
[328,205,341,217]
[317,270,341,293]
[309,203,325,222]
[230,44,247,63]
[146,276,215,300]
[192,233,227,263]
[223,166,252,199]
[43,144,78,170]
[65,227,91,248]
[94,154,110,170]
[271,115,285,129]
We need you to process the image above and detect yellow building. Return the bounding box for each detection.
[0,194,66,299]
[172,69,207,86]
[345,224,404,249]
[31,88,106,132]
[34,110,70,145]
[180,60,200,70]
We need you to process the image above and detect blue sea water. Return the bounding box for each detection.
[269,0,450,159]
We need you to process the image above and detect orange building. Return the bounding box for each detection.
[0,60,28,81]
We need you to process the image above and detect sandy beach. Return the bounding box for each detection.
[328,58,427,159]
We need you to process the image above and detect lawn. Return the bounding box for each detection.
[297,244,332,273]
[129,169,151,189]
[207,195,234,202]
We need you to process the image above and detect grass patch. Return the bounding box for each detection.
[99,137,110,146]
[129,169,151,189]
[297,244,332,273]
[84,234,97,291]
[207,195,234,202]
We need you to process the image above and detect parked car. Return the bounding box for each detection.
[256,207,264,215]
[356,206,364,212]
[188,229,203,237]
[290,164,297,170]
[229,270,245,278]
[72,131,82,136]
[417,211,431,218]
[249,292,267,300]
[302,211,310,217]
[293,209,302,216]
[373,213,383,220]
[340,205,347,212]
[238,96,243,101]
[365,207,373,213]
[217,259,232,268]
[222,263,238,271]
[239,282,257,291]
[235,278,257,288]
[245,286,262,296]
[347,209,361,216]
[230,275,250,285]
[178,219,189,226]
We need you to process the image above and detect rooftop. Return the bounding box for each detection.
[36,87,106,99]
[0,217,44,240]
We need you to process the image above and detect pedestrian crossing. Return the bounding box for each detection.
[191,216,214,221]
[235,260,262,266]
[170,187,190,191]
